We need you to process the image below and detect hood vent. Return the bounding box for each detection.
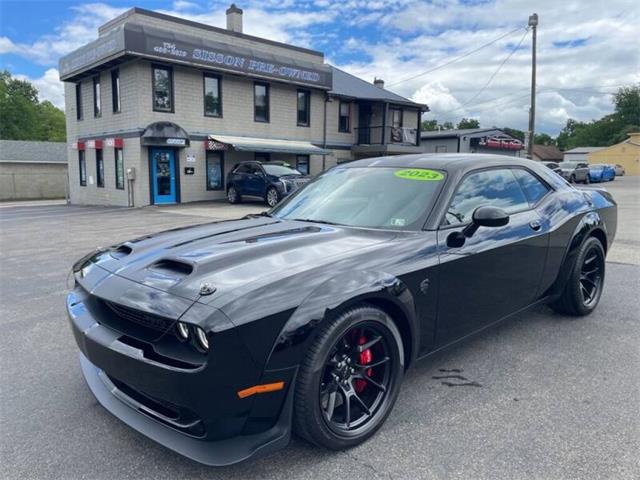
[149,259,194,276]
[110,244,133,259]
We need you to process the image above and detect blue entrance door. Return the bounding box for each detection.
[151,149,177,204]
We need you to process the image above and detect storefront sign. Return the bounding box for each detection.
[60,23,332,89]
[475,135,523,151]
[184,167,195,175]
[86,139,103,149]
[72,141,85,150]
[205,140,229,151]
[186,153,196,163]
[166,138,186,146]
[104,137,124,148]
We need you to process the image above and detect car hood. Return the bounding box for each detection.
[88,217,396,303]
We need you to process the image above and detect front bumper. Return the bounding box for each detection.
[67,283,296,466]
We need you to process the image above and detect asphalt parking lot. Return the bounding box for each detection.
[1,177,638,479]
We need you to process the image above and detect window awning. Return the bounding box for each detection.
[206,135,330,155]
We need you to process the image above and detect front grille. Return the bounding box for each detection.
[104,301,174,333]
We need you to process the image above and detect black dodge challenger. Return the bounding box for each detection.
[67,154,617,466]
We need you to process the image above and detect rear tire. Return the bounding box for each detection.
[584,176,590,184]
[293,305,404,450]
[550,236,605,316]
[227,185,241,204]
[570,174,576,183]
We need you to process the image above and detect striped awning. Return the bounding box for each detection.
[206,135,330,155]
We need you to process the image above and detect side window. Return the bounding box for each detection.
[512,169,550,206]
[234,164,250,174]
[445,169,529,225]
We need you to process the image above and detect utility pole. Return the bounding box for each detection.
[527,13,538,159]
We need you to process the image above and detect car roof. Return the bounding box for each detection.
[340,153,543,174]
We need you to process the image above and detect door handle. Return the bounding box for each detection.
[529,221,541,231]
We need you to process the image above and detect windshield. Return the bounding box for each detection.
[561,162,578,169]
[272,167,446,230]
[262,164,302,176]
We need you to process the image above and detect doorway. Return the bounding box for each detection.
[150,148,177,204]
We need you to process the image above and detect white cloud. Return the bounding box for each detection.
[14,68,65,110]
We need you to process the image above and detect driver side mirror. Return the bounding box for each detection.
[447,206,510,248]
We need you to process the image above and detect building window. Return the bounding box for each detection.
[206,152,224,190]
[339,101,350,132]
[297,89,310,126]
[75,83,83,121]
[296,155,310,175]
[79,151,86,186]
[152,65,173,112]
[203,74,222,117]
[435,145,447,153]
[254,82,269,122]
[96,150,104,187]
[115,148,124,189]
[390,107,403,128]
[93,75,101,117]
[111,69,121,113]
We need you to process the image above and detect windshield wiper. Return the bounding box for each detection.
[244,211,272,219]
[291,218,343,226]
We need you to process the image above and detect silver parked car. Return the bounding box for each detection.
[559,161,590,184]
[614,164,625,176]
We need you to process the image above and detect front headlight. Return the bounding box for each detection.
[195,327,209,350]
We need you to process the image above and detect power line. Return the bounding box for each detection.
[431,83,629,118]
[386,26,526,87]
[454,27,529,110]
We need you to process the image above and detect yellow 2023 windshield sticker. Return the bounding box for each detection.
[394,169,444,181]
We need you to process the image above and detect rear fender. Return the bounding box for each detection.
[547,211,607,298]
[263,270,418,371]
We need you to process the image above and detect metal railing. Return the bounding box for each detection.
[354,126,418,146]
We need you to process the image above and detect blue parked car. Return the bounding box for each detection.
[588,163,616,183]
[226,161,311,207]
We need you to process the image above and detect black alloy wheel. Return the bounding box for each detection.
[551,236,605,316]
[579,243,605,308]
[320,323,392,434]
[293,306,404,449]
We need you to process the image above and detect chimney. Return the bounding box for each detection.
[374,77,385,89]
[226,4,243,33]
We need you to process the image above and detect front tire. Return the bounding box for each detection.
[265,187,280,207]
[570,174,576,183]
[293,305,404,450]
[550,236,605,316]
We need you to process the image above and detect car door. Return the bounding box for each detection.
[244,163,265,197]
[577,163,589,182]
[434,167,550,347]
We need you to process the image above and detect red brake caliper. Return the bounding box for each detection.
[354,335,373,393]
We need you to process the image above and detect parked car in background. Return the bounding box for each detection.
[541,161,563,176]
[614,164,625,176]
[588,163,616,183]
[558,161,590,184]
[226,161,310,207]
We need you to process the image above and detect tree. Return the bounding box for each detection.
[457,118,480,129]
[502,127,525,142]
[0,70,66,141]
[421,119,455,131]
[613,85,640,126]
[534,132,555,145]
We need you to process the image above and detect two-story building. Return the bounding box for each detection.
[60,5,427,207]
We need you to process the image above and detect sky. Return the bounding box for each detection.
[0,0,638,135]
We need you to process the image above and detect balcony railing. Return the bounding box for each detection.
[354,126,418,146]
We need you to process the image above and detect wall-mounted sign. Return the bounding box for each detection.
[205,140,229,151]
[184,167,195,175]
[72,141,85,150]
[59,23,332,90]
[86,139,103,149]
[166,138,186,146]
[104,137,124,148]
[186,153,196,163]
[474,135,523,151]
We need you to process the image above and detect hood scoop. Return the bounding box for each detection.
[148,259,194,276]
[110,244,133,259]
